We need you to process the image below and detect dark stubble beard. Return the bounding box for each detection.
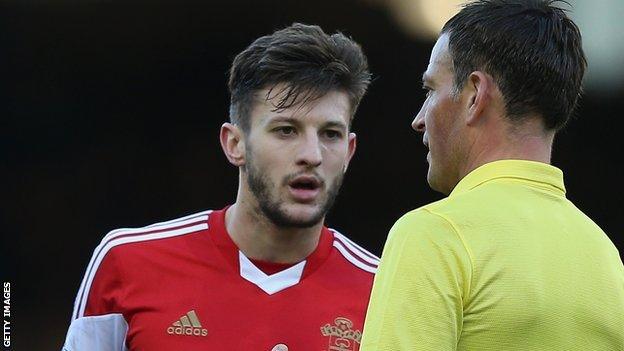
[245,149,344,229]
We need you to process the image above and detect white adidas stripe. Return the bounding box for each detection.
[103,210,211,240]
[333,235,379,266]
[333,241,377,274]
[101,214,209,240]
[75,223,208,319]
[73,212,211,320]
[332,230,379,262]
[331,230,379,265]
[73,211,212,319]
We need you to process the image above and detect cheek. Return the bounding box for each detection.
[425,110,443,142]
[430,99,456,136]
[426,110,453,160]
[323,144,350,167]
[248,145,280,174]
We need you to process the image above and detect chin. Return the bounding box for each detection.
[284,203,325,224]
[427,170,447,195]
[261,202,326,229]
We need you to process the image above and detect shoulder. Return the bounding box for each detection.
[328,228,380,275]
[391,205,456,236]
[89,209,214,273]
[72,209,213,319]
[386,206,469,259]
[380,207,474,293]
[98,209,212,256]
[392,191,486,242]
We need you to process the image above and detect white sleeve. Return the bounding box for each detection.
[62,313,129,351]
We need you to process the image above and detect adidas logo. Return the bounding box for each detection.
[166,310,208,337]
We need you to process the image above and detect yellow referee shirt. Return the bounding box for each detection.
[361,160,624,350]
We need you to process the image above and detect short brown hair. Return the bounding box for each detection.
[228,23,371,131]
[442,0,587,130]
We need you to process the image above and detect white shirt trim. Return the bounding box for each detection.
[239,251,306,295]
[63,313,128,351]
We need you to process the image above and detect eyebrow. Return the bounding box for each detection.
[268,116,300,125]
[323,120,348,131]
[268,116,348,131]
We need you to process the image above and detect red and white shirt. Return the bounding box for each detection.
[63,208,378,351]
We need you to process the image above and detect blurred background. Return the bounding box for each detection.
[2,0,622,349]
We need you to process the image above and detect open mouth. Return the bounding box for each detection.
[287,176,322,202]
[289,176,321,190]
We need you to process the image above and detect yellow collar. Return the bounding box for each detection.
[450,159,566,197]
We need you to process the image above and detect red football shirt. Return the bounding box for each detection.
[63,208,379,351]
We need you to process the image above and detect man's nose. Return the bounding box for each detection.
[296,132,322,167]
[412,108,426,132]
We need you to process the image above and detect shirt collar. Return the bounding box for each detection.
[208,206,333,279]
[449,159,566,197]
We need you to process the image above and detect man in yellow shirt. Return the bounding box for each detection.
[361,1,624,350]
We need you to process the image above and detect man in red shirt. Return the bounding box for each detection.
[63,23,376,351]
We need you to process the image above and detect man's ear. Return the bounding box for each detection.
[343,132,357,173]
[220,122,246,167]
[466,71,494,126]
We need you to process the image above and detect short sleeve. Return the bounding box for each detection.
[361,208,473,351]
[63,245,128,351]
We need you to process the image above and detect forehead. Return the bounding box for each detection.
[424,33,453,81]
[251,87,352,126]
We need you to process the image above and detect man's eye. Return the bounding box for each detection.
[275,126,296,136]
[324,130,342,139]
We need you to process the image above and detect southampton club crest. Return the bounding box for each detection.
[320,317,362,351]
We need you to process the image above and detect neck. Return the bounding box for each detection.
[459,117,555,183]
[224,201,324,264]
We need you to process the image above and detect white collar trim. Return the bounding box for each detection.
[239,251,306,295]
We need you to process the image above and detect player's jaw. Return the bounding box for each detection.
[246,160,343,228]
